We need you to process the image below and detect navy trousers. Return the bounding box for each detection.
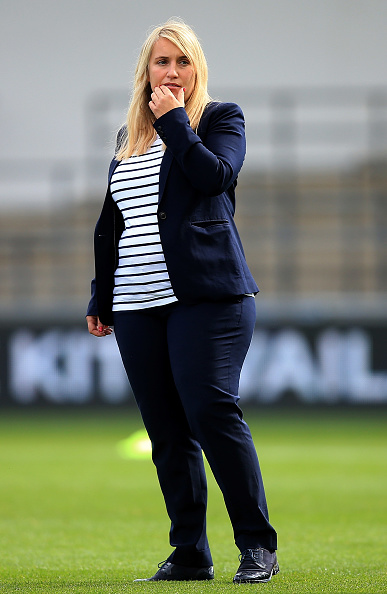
[113,297,277,567]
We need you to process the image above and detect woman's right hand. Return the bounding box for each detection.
[86,315,113,337]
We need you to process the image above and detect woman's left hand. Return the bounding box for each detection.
[86,315,113,337]
[149,85,185,119]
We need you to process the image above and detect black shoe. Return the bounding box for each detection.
[134,560,214,582]
[233,548,279,583]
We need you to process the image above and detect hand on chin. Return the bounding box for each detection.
[149,85,185,119]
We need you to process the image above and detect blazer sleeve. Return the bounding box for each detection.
[86,278,98,317]
[153,102,246,196]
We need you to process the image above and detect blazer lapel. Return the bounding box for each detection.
[157,103,213,203]
[158,149,173,204]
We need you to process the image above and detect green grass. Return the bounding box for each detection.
[0,407,386,593]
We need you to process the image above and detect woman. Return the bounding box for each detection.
[86,19,278,584]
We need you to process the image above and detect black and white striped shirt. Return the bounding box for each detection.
[111,136,177,311]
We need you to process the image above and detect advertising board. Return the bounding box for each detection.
[1,321,386,406]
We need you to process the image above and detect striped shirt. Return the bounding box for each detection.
[111,136,177,311]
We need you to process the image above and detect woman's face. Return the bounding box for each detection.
[147,37,196,101]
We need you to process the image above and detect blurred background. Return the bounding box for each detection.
[1,0,387,407]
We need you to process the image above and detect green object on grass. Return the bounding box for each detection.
[116,429,152,460]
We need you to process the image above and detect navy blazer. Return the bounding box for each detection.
[87,101,258,325]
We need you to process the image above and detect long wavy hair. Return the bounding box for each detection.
[116,19,212,160]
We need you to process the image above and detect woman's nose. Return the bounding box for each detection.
[167,62,178,77]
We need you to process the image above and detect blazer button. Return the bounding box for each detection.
[159,211,167,220]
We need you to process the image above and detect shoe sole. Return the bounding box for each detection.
[233,563,280,584]
[134,577,214,582]
[134,569,214,582]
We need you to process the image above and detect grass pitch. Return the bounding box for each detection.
[0,407,386,593]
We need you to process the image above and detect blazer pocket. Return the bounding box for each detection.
[191,219,229,228]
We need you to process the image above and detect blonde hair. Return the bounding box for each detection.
[116,18,212,160]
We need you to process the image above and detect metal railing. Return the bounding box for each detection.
[1,87,386,319]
